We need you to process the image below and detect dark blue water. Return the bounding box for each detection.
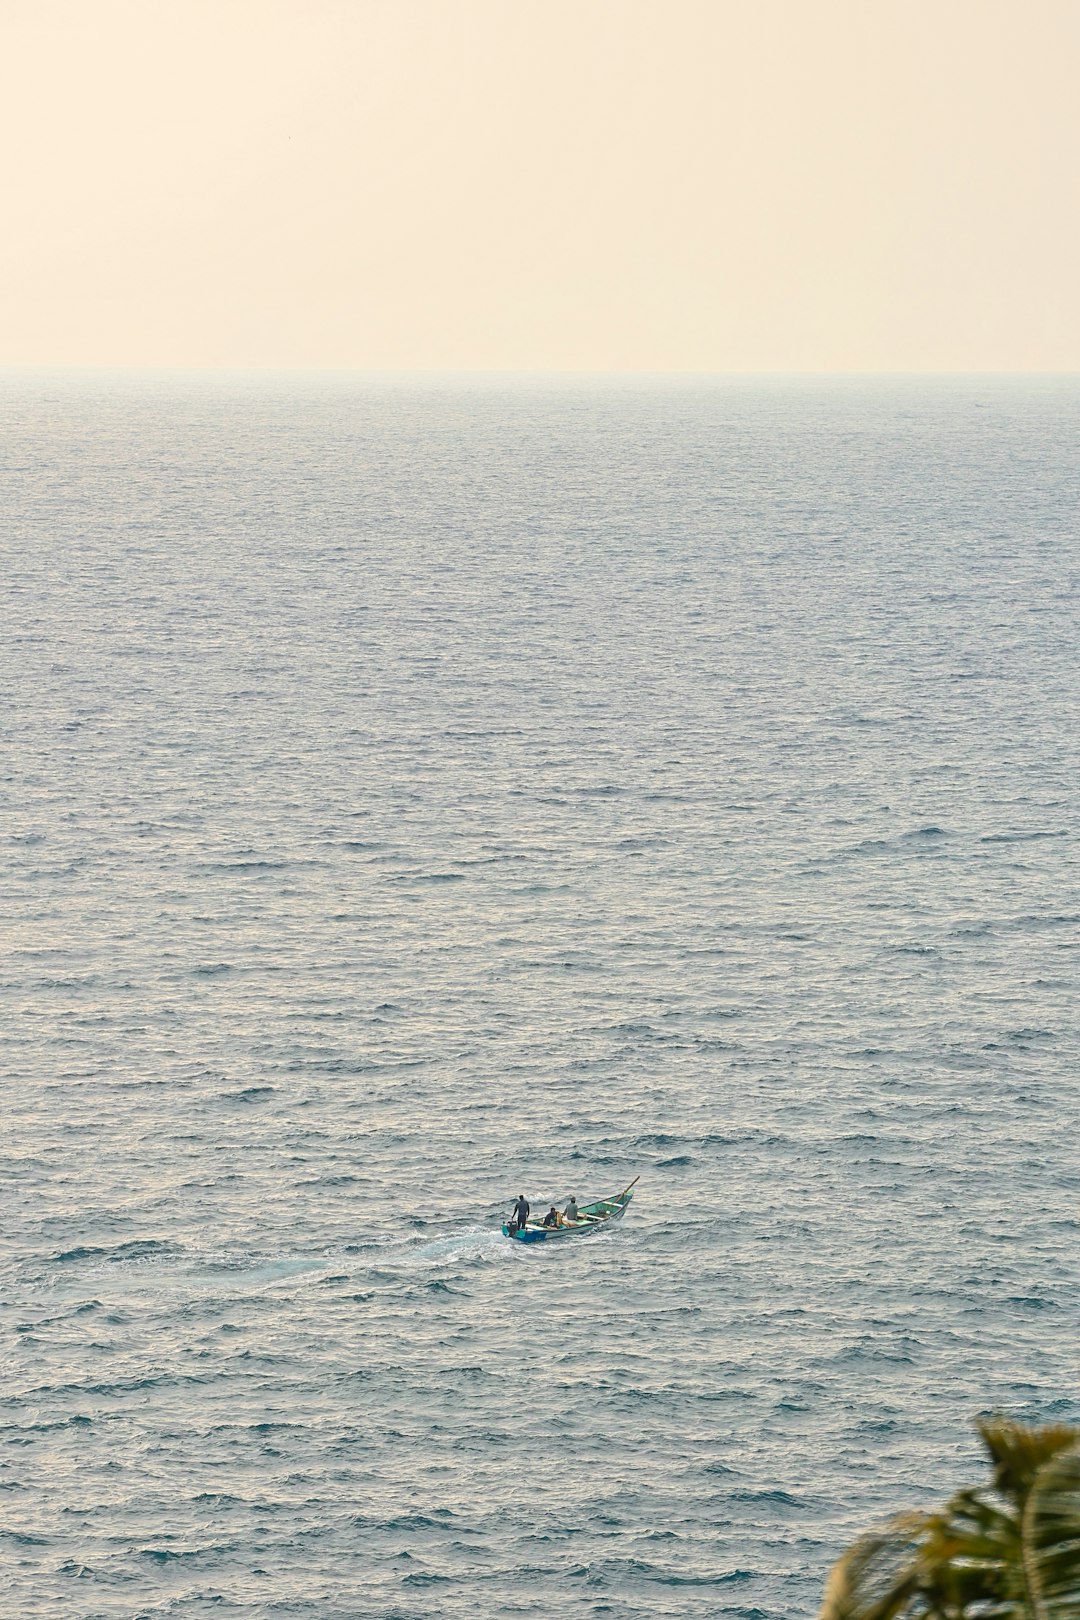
[2,373,1078,1618]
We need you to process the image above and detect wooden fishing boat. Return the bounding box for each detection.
[502,1178,638,1243]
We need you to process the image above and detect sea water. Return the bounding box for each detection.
[2,373,1078,1618]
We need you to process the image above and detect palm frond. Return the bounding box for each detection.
[819,1419,1080,1620]
[1021,1446,1080,1620]
[977,1418,1079,1504]
[819,1514,930,1620]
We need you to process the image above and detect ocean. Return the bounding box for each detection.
[2,372,1078,1618]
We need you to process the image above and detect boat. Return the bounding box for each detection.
[502,1178,639,1243]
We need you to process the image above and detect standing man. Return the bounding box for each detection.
[511,1193,530,1232]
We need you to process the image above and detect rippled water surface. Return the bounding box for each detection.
[3,373,1079,1618]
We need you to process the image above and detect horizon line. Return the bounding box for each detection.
[2,364,1079,381]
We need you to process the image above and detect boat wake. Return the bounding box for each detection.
[396,1227,515,1267]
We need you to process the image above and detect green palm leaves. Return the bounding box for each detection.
[820,1419,1080,1620]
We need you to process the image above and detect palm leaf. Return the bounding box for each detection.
[818,1420,1080,1620]
[977,1418,1079,1504]
[818,1514,930,1620]
[1020,1447,1080,1619]
[922,1490,1020,1614]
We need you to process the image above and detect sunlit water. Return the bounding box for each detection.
[2,373,1079,1618]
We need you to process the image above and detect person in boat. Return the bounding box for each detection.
[563,1196,579,1224]
[510,1194,530,1232]
[542,1206,559,1228]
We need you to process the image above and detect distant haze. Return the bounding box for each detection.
[3,0,1079,371]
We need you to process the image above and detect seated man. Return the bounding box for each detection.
[563,1196,580,1224]
[542,1206,558,1228]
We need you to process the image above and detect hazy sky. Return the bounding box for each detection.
[3,0,1078,370]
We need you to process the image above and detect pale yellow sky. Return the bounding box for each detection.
[2,0,1078,370]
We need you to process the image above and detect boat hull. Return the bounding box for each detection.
[502,1187,635,1243]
